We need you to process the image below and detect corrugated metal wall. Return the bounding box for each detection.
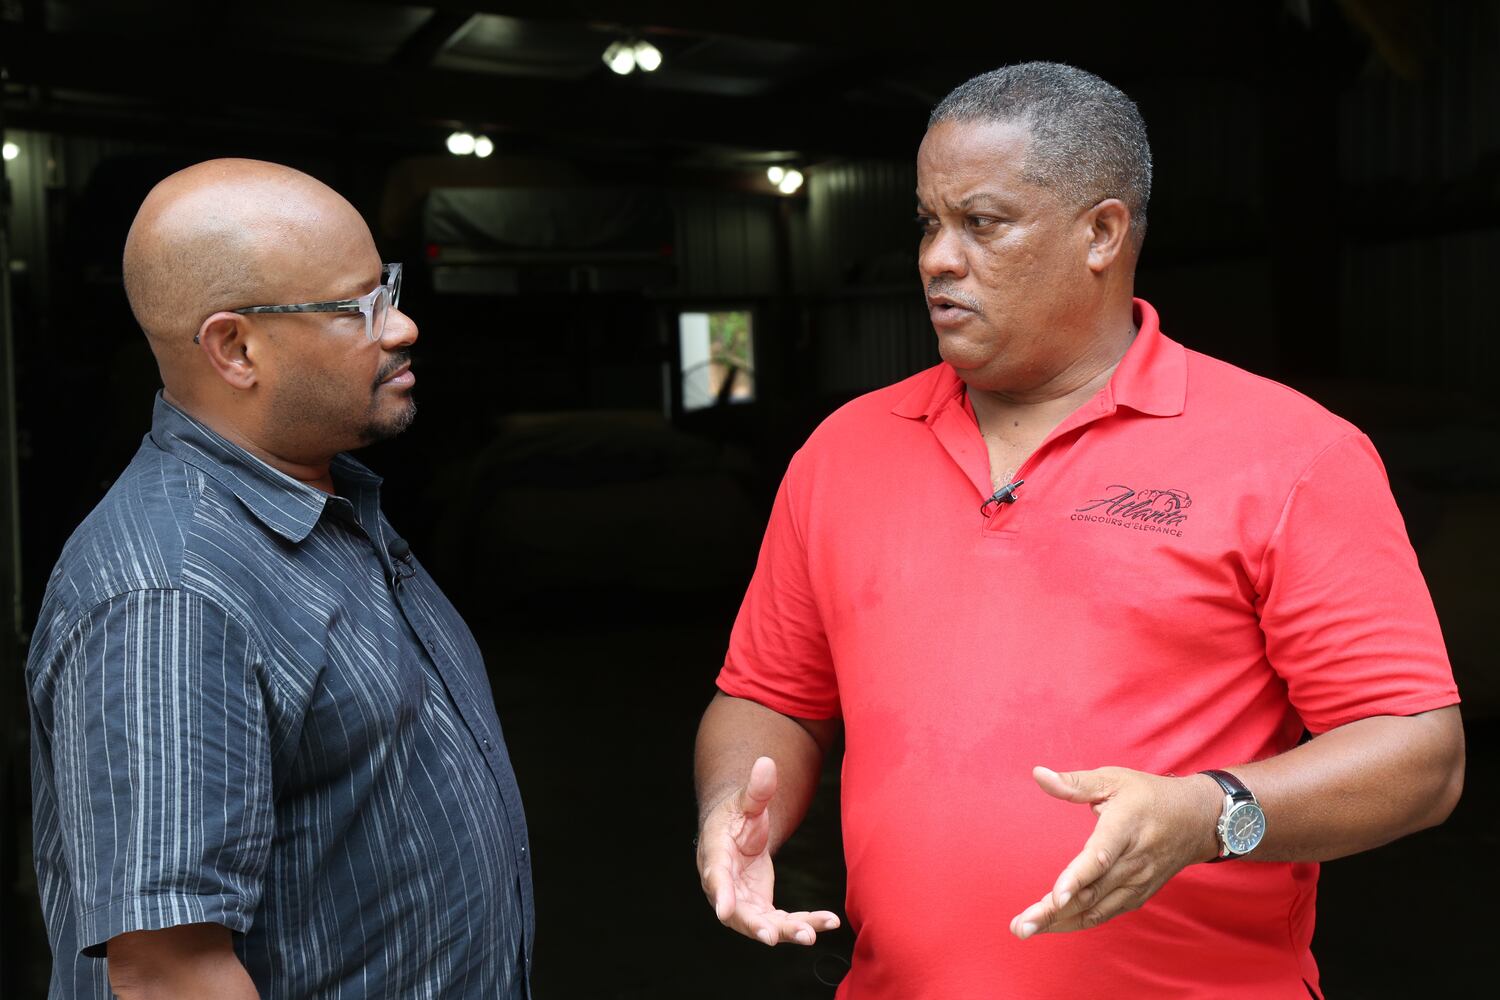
[672,191,780,298]
[1131,78,1275,374]
[808,290,932,395]
[1,129,59,308]
[799,161,935,394]
[1337,1,1500,395]
[801,160,918,292]
[1342,231,1499,392]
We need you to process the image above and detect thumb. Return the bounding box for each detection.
[738,755,778,818]
[1032,765,1112,805]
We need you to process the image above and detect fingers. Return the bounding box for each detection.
[742,909,842,947]
[1029,882,1146,935]
[1010,848,1138,940]
[701,861,736,923]
[1010,813,1133,938]
[1009,864,1119,940]
[1029,766,1126,910]
[1048,821,1127,911]
[1010,882,1074,941]
[702,856,841,948]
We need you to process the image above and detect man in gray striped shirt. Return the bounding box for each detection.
[26,159,533,999]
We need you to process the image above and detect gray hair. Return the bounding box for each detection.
[929,62,1152,244]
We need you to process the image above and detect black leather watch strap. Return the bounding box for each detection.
[1201,769,1252,802]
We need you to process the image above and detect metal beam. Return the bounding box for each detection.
[390,8,478,70]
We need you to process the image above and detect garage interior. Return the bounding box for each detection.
[1,1,1496,996]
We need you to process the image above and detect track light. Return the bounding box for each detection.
[473,136,495,158]
[1,142,17,162]
[766,165,785,184]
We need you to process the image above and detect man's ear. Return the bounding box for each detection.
[1084,198,1132,274]
[195,312,260,390]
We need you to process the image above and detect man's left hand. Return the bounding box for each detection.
[1009,765,1222,939]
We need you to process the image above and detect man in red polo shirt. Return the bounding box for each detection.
[694,62,1464,999]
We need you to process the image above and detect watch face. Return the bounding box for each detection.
[1223,802,1266,855]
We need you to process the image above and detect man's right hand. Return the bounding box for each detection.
[697,755,841,946]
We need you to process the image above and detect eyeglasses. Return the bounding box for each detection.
[225,262,403,342]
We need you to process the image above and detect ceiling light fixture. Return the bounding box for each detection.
[473,135,495,158]
[769,167,804,195]
[446,131,477,155]
[603,37,661,75]
[2,141,18,162]
[632,39,662,72]
[603,40,636,75]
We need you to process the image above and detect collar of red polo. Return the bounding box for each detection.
[892,297,1186,421]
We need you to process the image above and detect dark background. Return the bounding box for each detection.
[1,1,1496,996]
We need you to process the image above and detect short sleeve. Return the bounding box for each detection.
[717,453,841,719]
[1256,434,1459,734]
[36,589,273,955]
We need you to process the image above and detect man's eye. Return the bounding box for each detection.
[968,216,999,228]
[914,215,938,232]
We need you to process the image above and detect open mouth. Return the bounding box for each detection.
[928,300,976,326]
[377,362,414,388]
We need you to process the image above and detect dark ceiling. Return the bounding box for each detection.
[0,0,1392,167]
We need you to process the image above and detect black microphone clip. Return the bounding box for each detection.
[980,479,1025,517]
[388,537,416,582]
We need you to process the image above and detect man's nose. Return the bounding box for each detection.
[381,306,418,348]
[918,225,968,280]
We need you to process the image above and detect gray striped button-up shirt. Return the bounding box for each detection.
[27,395,533,999]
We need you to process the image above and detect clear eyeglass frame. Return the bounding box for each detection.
[227,262,403,342]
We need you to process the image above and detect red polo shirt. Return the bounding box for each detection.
[718,299,1458,999]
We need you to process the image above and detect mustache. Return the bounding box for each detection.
[373,350,413,389]
[926,278,983,314]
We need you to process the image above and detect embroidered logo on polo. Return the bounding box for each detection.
[1071,486,1191,538]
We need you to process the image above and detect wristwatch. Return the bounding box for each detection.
[1200,769,1266,862]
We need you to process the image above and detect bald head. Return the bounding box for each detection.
[123,159,373,383]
